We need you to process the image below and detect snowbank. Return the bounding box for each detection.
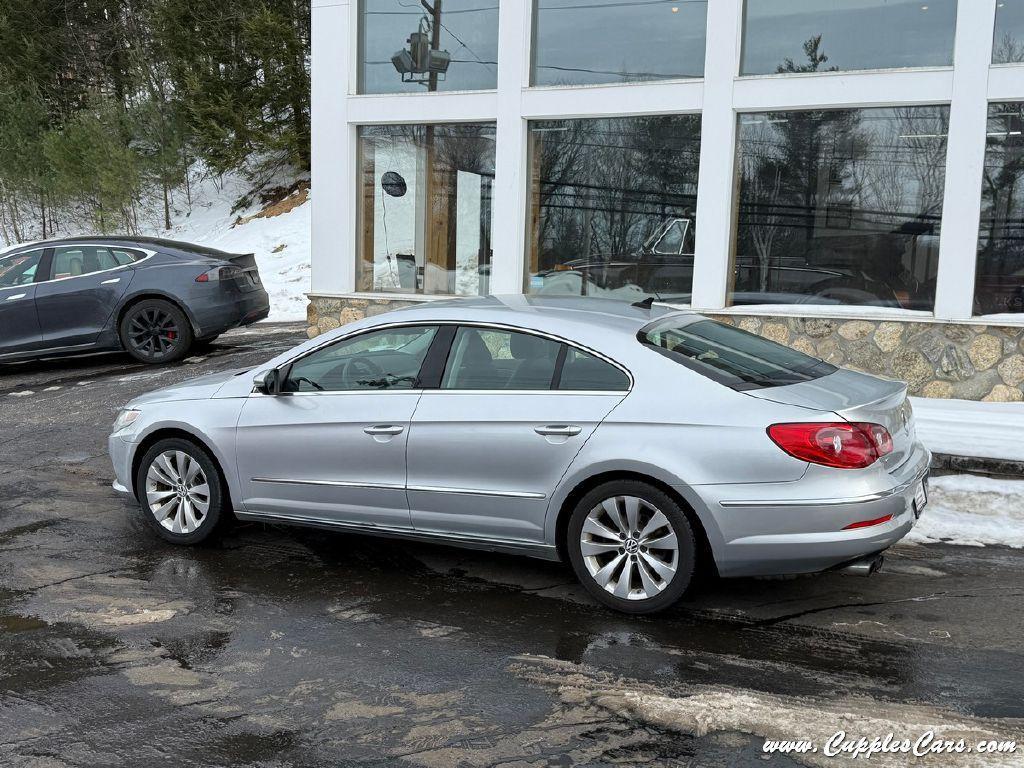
[911,397,1024,463]
[907,474,1024,548]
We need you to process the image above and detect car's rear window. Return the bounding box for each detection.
[638,317,836,390]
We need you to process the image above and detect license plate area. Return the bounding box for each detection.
[912,478,928,519]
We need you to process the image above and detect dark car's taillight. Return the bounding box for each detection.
[767,422,894,469]
[195,266,242,283]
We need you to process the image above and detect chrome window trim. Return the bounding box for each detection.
[248,389,427,398]
[264,319,634,395]
[440,321,634,392]
[417,389,627,397]
[40,245,157,285]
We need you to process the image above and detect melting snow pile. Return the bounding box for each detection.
[907,473,1024,548]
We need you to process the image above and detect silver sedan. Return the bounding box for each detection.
[109,296,930,613]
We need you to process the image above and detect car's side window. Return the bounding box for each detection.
[0,250,43,288]
[441,327,562,391]
[653,220,685,255]
[558,347,630,392]
[50,246,142,280]
[282,325,437,392]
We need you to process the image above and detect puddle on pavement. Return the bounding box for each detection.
[0,612,48,632]
[0,519,57,544]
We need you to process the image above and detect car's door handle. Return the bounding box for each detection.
[534,425,582,437]
[100,278,121,285]
[363,425,405,436]
[4,293,27,301]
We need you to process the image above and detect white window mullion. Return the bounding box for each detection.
[488,0,532,295]
[311,0,355,295]
[690,0,744,311]
[933,0,998,320]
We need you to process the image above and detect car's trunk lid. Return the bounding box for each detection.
[227,253,263,293]
[745,368,915,472]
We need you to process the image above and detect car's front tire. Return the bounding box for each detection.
[120,299,194,364]
[567,480,697,614]
[135,438,227,545]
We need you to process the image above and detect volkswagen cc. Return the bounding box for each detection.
[109,296,930,613]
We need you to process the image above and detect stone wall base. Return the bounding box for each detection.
[306,295,1024,403]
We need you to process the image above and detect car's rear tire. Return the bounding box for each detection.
[567,480,697,614]
[135,438,227,545]
[120,299,193,364]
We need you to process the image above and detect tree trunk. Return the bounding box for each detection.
[163,181,172,230]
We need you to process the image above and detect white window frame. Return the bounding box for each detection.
[312,0,1024,325]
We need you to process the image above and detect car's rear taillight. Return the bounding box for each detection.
[195,266,241,283]
[767,422,894,469]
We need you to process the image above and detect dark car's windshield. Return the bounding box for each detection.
[638,317,836,390]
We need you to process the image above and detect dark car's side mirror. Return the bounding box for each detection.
[254,368,282,395]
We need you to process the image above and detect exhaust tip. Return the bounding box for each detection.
[839,554,884,577]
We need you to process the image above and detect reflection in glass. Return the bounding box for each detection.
[741,0,957,76]
[994,0,1024,63]
[526,116,701,302]
[531,0,707,86]
[975,103,1024,315]
[358,0,498,94]
[732,106,950,310]
[357,124,495,295]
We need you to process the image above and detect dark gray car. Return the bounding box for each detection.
[0,237,270,365]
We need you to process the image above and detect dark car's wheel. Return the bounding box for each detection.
[135,438,227,545]
[120,299,193,364]
[567,480,697,614]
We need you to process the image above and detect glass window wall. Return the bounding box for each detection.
[526,115,702,303]
[732,106,950,310]
[531,0,707,86]
[741,0,958,76]
[357,124,496,296]
[994,0,1024,63]
[358,0,499,94]
[976,103,1024,315]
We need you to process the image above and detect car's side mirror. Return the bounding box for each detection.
[254,368,282,395]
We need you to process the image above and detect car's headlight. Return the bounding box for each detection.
[112,409,142,433]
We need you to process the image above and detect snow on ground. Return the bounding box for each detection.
[136,172,311,322]
[513,656,1023,768]
[912,396,1024,463]
[907,474,1024,548]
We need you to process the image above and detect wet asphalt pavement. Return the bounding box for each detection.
[1,323,1022,767]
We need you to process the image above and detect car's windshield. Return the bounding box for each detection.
[638,317,836,390]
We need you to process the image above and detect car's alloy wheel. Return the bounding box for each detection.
[145,450,211,534]
[135,438,226,545]
[120,299,193,364]
[129,307,181,358]
[567,480,696,614]
[580,495,679,600]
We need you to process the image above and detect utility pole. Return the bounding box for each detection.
[421,0,442,92]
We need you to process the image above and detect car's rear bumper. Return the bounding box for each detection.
[692,443,931,578]
[191,287,271,338]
